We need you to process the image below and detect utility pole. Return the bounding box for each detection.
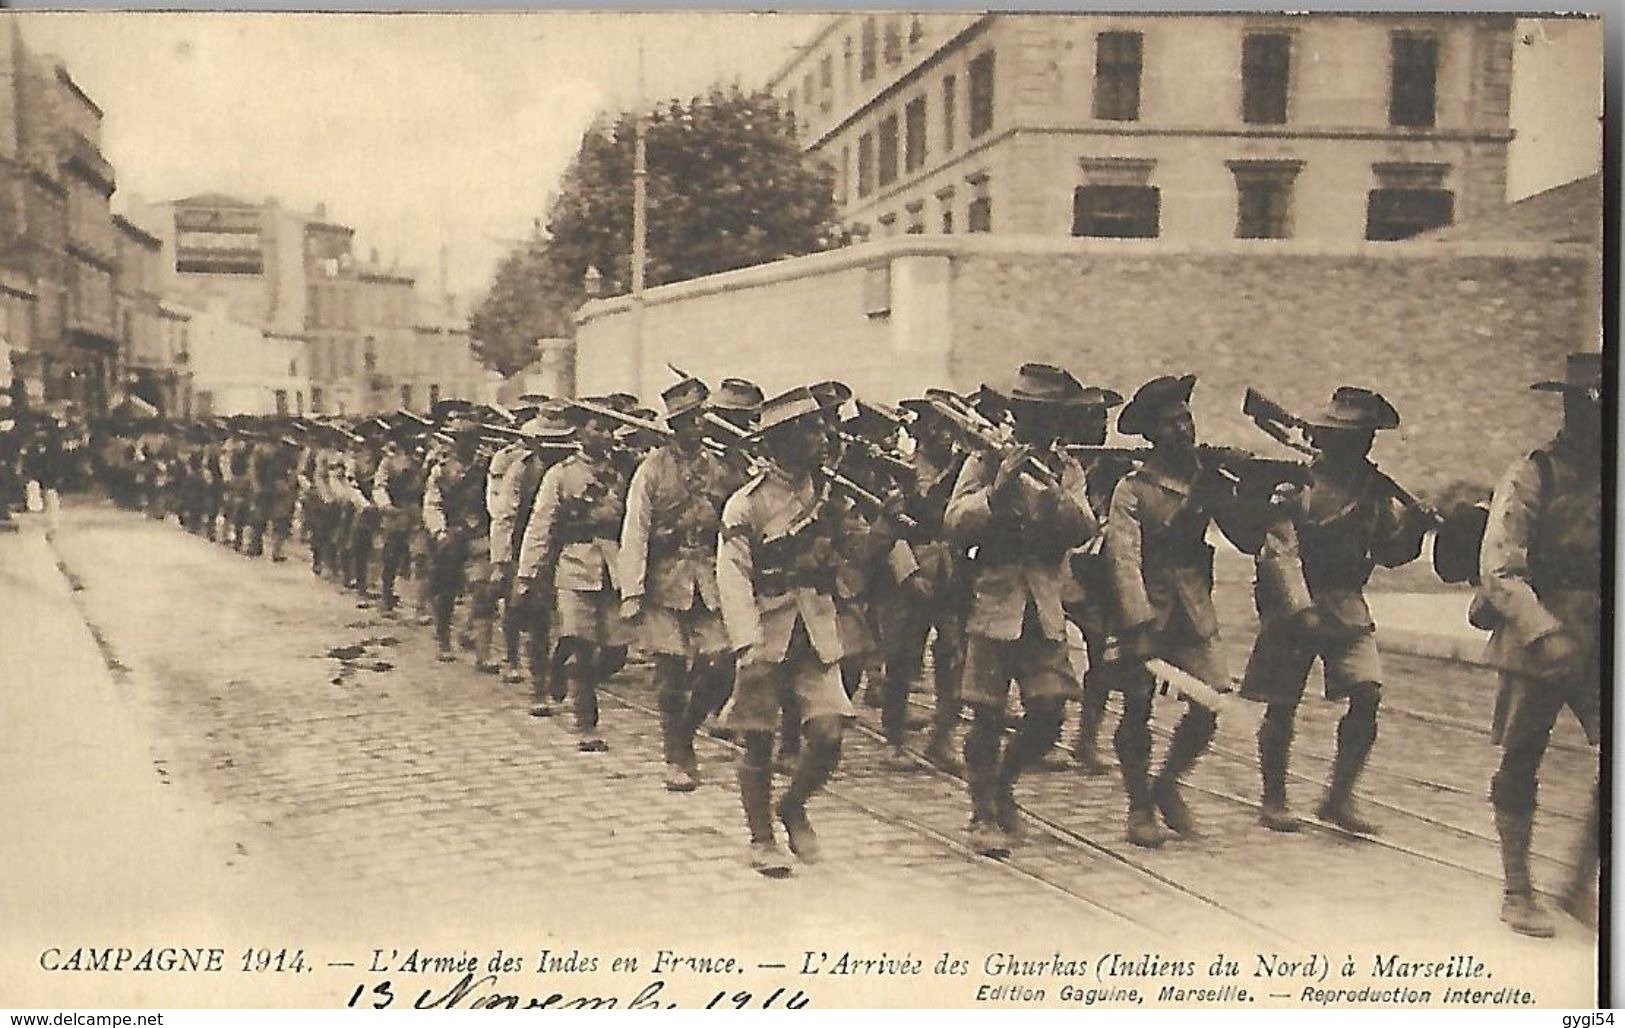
[630,35,649,399]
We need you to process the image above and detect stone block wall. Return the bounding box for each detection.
[949,243,1589,498]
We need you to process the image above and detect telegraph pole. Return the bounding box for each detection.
[630,36,649,398]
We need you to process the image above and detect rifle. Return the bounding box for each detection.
[1242,388,1439,526]
[699,409,916,531]
[919,391,1066,492]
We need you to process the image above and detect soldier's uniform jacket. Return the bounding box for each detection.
[341,451,379,509]
[1479,434,1601,677]
[371,451,426,531]
[422,451,490,541]
[900,446,969,600]
[249,441,298,517]
[516,451,627,590]
[225,440,253,496]
[944,448,1094,642]
[717,467,844,664]
[1103,456,1237,640]
[488,449,557,566]
[1253,462,1426,631]
[620,443,732,612]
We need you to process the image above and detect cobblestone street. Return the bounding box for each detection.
[4,502,1601,1006]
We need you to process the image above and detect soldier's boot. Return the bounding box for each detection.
[923,655,963,774]
[1316,696,1381,835]
[963,711,1009,857]
[1558,785,1600,930]
[471,617,500,673]
[737,740,791,877]
[1495,808,1556,938]
[1116,693,1164,849]
[777,722,841,864]
[573,659,607,752]
[432,595,457,663]
[657,662,699,792]
[1153,707,1216,838]
[1257,706,1301,833]
[270,531,287,563]
[992,702,1062,842]
[878,667,921,771]
[1070,689,1111,777]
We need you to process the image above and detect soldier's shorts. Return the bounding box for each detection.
[1493,663,1602,749]
[556,586,632,648]
[1106,613,1231,699]
[962,606,1082,710]
[835,599,879,666]
[725,621,855,733]
[639,603,729,660]
[1240,613,1382,706]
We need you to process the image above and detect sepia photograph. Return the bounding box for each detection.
[0,7,1608,1011]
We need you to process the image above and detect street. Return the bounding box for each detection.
[1,499,1600,1007]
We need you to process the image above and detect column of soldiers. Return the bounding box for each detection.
[97,353,1601,934]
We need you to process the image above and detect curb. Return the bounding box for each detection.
[1375,624,1491,667]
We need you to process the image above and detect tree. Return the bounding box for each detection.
[468,87,840,376]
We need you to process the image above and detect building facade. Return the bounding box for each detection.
[183,299,306,418]
[771,13,1514,245]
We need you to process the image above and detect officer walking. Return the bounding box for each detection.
[717,386,856,875]
[1480,352,1603,937]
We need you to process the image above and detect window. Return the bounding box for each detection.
[839,146,850,205]
[1389,34,1438,128]
[967,196,992,233]
[1228,160,1302,238]
[311,386,324,412]
[274,389,288,416]
[968,51,995,138]
[905,201,925,235]
[429,384,441,407]
[1073,161,1162,238]
[843,36,854,93]
[904,97,928,173]
[858,131,876,197]
[878,212,898,238]
[819,55,834,111]
[401,384,413,409]
[1365,162,1453,239]
[883,19,903,66]
[1093,31,1143,121]
[878,114,899,186]
[908,16,924,50]
[1241,33,1290,124]
[937,188,956,233]
[942,75,957,152]
[860,17,877,81]
[802,72,815,119]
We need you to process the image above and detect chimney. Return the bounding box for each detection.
[369,247,379,265]
[314,202,326,220]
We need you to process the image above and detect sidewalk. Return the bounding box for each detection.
[0,515,311,1006]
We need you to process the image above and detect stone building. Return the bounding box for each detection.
[770,13,1515,245]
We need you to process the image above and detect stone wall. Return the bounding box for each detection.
[574,235,1591,499]
[950,242,1589,498]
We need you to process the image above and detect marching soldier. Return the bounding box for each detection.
[1240,387,1427,834]
[248,426,301,561]
[945,363,1096,856]
[1480,353,1602,937]
[373,427,427,613]
[886,395,972,772]
[516,400,631,751]
[341,430,384,599]
[620,378,735,790]
[422,418,495,664]
[1100,374,1250,848]
[223,428,255,550]
[487,404,574,711]
[717,386,855,875]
